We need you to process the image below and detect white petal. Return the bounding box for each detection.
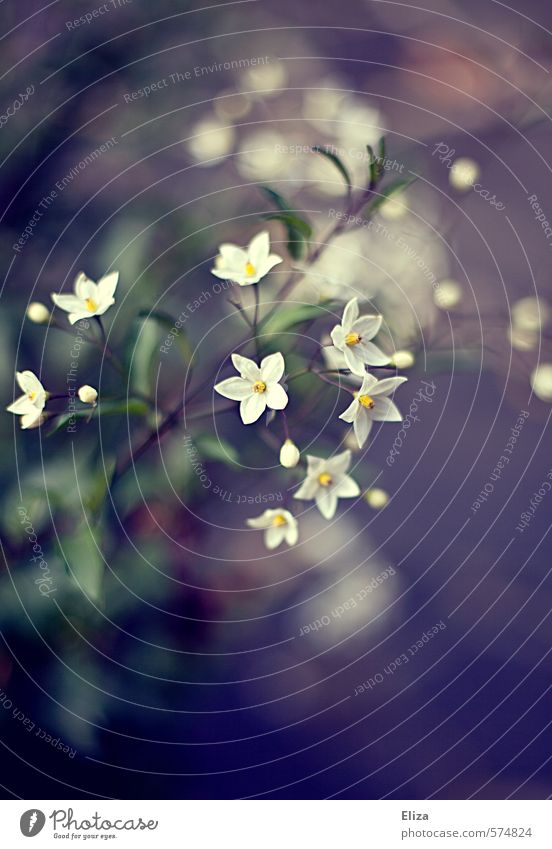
[342,297,359,332]
[294,477,319,500]
[356,340,390,366]
[330,325,346,351]
[97,271,119,301]
[68,311,91,325]
[316,490,338,519]
[358,373,378,395]
[370,376,408,396]
[371,396,403,421]
[265,525,285,549]
[218,244,247,265]
[339,396,359,423]
[266,383,288,410]
[20,411,44,429]
[7,395,35,415]
[246,510,274,529]
[16,370,42,395]
[285,520,299,546]
[344,346,366,376]
[327,450,352,476]
[231,353,261,381]
[353,315,382,340]
[214,377,252,400]
[262,254,283,275]
[74,273,97,301]
[354,409,372,447]
[248,231,270,266]
[240,393,266,424]
[334,474,361,498]
[51,293,85,314]
[305,455,324,475]
[260,351,285,383]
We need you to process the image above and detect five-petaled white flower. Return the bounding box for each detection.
[339,374,407,448]
[294,449,360,519]
[215,352,288,424]
[210,231,282,286]
[7,371,47,429]
[246,509,298,549]
[51,271,119,324]
[330,297,389,376]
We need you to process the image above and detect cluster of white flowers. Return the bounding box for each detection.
[6,270,113,427]
[211,231,407,550]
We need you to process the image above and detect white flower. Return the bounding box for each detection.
[51,271,119,324]
[215,352,288,424]
[7,371,47,428]
[26,302,50,324]
[339,374,407,448]
[78,385,98,405]
[279,438,300,468]
[211,231,282,286]
[294,449,360,519]
[246,509,298,549]
[330,297,389,376]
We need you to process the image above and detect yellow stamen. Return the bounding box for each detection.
[245,261,256,277]
[359,394,375,409]
[272,514,287,527]
[318,472,333,487]
[252,380,266,394]
[27,391,37,402]
[345,332,361,346]
[85,297,98,312]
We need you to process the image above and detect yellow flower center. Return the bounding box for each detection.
[359,394,375,409]
[27,391,37,401]
[272,514,287,527]
[85,297,98,312]
[245,261,256,277]
[318,472,333,487]
[345,332,361,346]
[252,380,266,394]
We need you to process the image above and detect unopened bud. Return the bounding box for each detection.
[78,385,98,405]
[365,488,389,509]
[26,302,50,324]
[279,438,300,468]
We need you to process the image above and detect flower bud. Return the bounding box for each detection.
[78,385,98,405]
[365,488,389,509]
[390,350,415,369]
[279,438,300,468]
[26,302,50,324]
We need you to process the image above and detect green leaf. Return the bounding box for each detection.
[259,187,312,260]
[84,456,117,517]
[48,399,149,435]
[261,302,339,336]
[59,522,104,603]
[312,145,352,190]
[195,434,239,465]
[262,212,312,260]
[366,176,416,213]
[137,310,194,363]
